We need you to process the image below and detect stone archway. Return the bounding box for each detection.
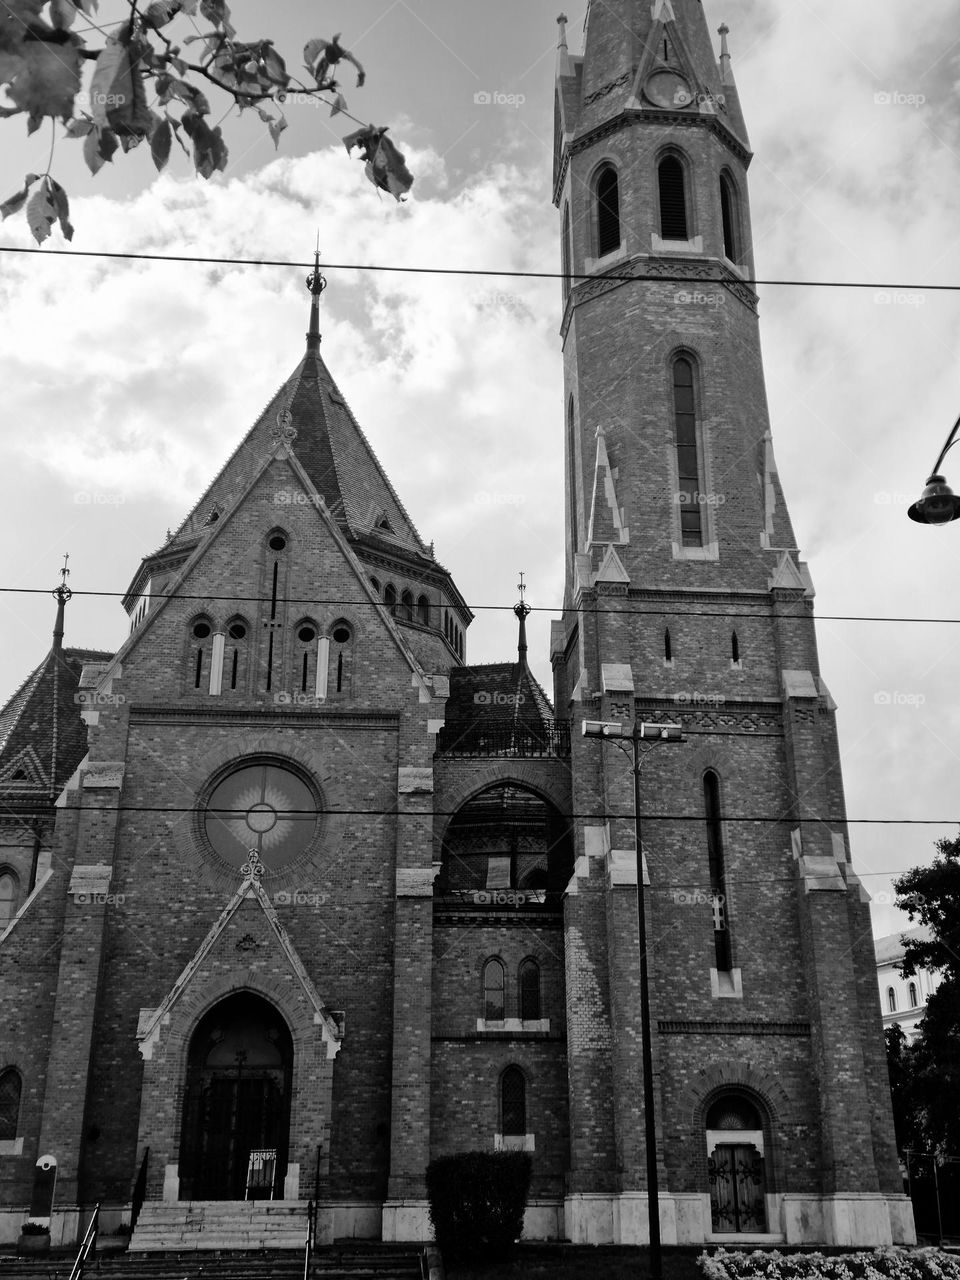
[178,992,293,1201]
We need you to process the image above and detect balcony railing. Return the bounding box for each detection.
[435,721,571,758]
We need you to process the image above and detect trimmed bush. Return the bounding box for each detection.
[426,1150,532,1258]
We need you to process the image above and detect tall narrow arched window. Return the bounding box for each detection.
[731,631,740,665]
[370,576,381,596]
[673,356,703,547]
[330,619,353,695]
[399,589,414,622]
[909,982,918,1008]
[0,868,19,927]
[659,155,689,240]
[293,619,320,695]
[567,396,579,555]
[704,771,732,972]
[189,617,214,690]
[519,959,541,1021]
[596,165,621,257]
[720,173,739,262]
[561,201,572,302]
[0,1067,21,1140]
[416,595,430,626]
[384,583,397,615]
[501,1067,526,1136]
[887,987,897,1014]
[262,530,290,693]
[664,629,673,664]
[483,958,506,1021]
[224,617,249,693]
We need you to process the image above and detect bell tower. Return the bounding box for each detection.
[551,2,914,1248]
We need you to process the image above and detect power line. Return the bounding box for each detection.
[1,584,958,627]
[0,243,956,293]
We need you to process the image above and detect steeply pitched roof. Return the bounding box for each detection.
[0,646,113,805]
[446,661,555,727]
[169,346,427,556]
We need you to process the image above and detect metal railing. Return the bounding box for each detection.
[302,1201,314,1280]
[435,721,571,758]
[69,1203,99,1280]
[130,1147,149,1235]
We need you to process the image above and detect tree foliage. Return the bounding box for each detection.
[0,0,413,244]
[887,835,960,1156]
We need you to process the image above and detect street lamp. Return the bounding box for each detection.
[581,718,684,1280]
[907,410,960,524]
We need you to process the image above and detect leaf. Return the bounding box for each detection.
[82,122,117,173]
[330,92,346,117]
[49,0,78,30]
[181,108,227,178]
[47,176,73,239]
[64,114,93,136]
[155,73,209,114]
[199,0,235,39]
[268,111,286,149]
[5,34,82,122]
[0,171,39,219]
[150,116,171,170]
[143,0,182,28]
[259,43,286,88]
[25,177,57,243]
[90,33,155,137]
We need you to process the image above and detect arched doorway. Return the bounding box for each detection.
[178,993,293,1200]
[706,1094,767,1234]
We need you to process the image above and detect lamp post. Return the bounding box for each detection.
[907,410,960,524]
[582,719,684,1280]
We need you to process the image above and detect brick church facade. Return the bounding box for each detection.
[0,0,913,1252]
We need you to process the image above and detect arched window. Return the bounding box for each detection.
[0,1067,21,1140]
[330,620,353,695]
[416,595,430,626]
[501,1067,526,1136]
[909,982,918,1008]
[664,628,673,664]
[384,584,397,615]
[294,619,320,695]
[887,987,897,1014]
[567,396,579,554]
[595,165,621,257]
[705,771,732,972]
[659,155,689,240]
[399,589,414,622]
[263,529,290,693]
[720,173,739,262]
[483,958,506,1021]
[189,616,214,691]
[224,617,249,693]
[673,356,703,547]
[561,201,572,302]
[370,576,381,595]
[0,868,19,927]
[519,959,541,1021]
[731,631,740,665]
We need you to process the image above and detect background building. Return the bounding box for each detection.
[876,927,942,1043]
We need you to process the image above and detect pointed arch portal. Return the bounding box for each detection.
[178,993,293,1200]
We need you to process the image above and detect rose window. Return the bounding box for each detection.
[204,763,318,870]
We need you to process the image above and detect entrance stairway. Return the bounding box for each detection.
[129,1202,309,1251]
[0,1243,426,1280]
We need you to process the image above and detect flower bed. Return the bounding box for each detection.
[698,1247,960,1280]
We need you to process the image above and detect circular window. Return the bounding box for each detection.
[203,762,319,870]
[298,626,317,643]
[268,534,287,552]
[228,622,247,640]
[332,624,351,644]
[193,622,212,639]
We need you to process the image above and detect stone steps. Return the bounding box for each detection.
[129,1203,309,1253]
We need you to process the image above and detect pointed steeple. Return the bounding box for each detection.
[305,246,326,354]
[51,553,72,654]
[514,573,531,665]
[556,12,574,78]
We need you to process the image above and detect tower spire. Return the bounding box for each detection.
[514,572,531,665]
[305,241,327,354]
[52,553,72,653]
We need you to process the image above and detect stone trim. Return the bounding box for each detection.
[658,1020,810,1036]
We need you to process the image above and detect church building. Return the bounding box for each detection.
[0,0,914,1252]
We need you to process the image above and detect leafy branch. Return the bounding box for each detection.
[0,0,414,244]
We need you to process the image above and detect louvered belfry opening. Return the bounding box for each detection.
[720,174,738,261]
[659,156,688,240]
[596,166,621,257]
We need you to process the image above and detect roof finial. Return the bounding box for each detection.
[718,24,733,84]
[52,553,72,653]
[556,12,568,48]
[305,239,327,354]
[514,572,531,664]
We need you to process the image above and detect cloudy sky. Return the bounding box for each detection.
[2,0,960,941]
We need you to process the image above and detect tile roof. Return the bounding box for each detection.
[873,925,931,965]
